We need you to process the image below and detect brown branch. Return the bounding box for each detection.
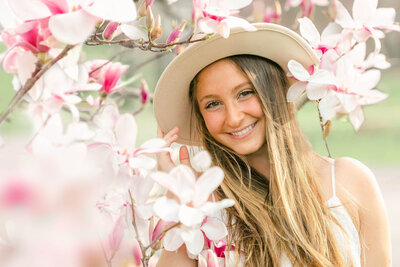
[0,45,75,125]
[144,221,181,252]
[128,190,147,267]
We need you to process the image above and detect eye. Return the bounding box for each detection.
[205,100,220,109]
[239,89,254,98]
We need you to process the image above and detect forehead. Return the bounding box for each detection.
[195,59,251,98]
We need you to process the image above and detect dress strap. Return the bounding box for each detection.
[331,158,336,198]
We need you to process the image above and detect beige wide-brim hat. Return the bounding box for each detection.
[154,23,319,146]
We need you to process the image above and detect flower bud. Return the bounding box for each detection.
[146,0,154,8]
[146,6,155,31]
[166,20,187,45]
[138,0,147,17]
[140,79,149,105]
[103,21,119,40]
[150,15,162,41]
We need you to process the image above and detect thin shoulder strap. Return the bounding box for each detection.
[331,158,336,198]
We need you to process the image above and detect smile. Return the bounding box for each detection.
[229,121,257,138]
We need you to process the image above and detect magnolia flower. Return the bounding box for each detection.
[151,163,234,255]
[7,0,137,45]
[86,60,129,95]
[318,57,387,131]
[198,249,219,267]
[286,59,336,102]
[334,0,400,52]
[92,105,167,172]
[298,17,342,58]
[194,0,256,38]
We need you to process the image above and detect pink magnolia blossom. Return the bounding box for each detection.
[285,0,329,17]
[194,0,256,38]
[103,21,120,40]
[318,56,387,131]
[87,60,128,95]
[198,249,219,267]
[298,17,341,58]
[151,159,234,255]
[286,59,336,102]
[7,0,137,45]
[334,0,400,52]
[167,20,187,44]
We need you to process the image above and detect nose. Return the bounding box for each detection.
[225,101,244,129]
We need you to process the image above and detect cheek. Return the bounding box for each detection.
[201,111,225,135]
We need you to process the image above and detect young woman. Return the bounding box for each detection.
[153,23,391,266]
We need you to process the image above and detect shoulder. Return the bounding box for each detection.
[334,157,382,205]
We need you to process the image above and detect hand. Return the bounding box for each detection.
[157,125,192,172]
[157,126,179,172]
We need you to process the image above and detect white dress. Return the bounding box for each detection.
[215,159,362,267]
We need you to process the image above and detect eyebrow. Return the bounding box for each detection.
[198,82,253,103]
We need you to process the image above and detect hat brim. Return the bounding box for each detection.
[154,23,319,146]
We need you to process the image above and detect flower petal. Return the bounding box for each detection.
[8,0,51,21]
[163,227,184,251]
[286,81,307,102]
[83,0,137,23]
[115,113,137,153]
[193,167,224,207]
[287,60,310,81]
[306,83,329,100]
[349,105,364,131]
[298,17,320,47]
[179,205,205,226]
[181,228,204,255]
[200,199,235,216]
[49,10,99,44]
[201,217,227,241]
[334,0,355,28]
[153,196,180,222]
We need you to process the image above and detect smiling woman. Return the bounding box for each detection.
[154,23,391,267]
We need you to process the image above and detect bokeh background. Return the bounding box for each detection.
[1,0,399,263]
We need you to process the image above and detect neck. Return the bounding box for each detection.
[245,143,270,179]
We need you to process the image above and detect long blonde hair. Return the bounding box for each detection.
[189,55,354,266]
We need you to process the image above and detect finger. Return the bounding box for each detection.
[163,126,179,141]
[179,145,191,166]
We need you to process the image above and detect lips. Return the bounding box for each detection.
[228,121,257,139]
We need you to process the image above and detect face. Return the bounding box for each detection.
[196,59,266,155]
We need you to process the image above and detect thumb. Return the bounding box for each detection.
[179,146,190,166]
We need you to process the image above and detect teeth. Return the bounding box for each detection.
[231,122,256,136]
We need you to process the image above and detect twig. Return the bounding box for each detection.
[0,45,75,125]
[25,114,52,148]
[128,190,147,267]
[144,221,181,251]
[317,103,332,158]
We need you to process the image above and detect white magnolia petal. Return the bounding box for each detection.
[223,17,257,32]
[358,90,387,105]
[200,199,235,216]
[193,167,224,207]
[94,105,119,130]
[163,227,184,251]
[372,8,396,28]
[191,150,212,172]
[320,22,342,47]
[197,18,219,34]
[349,105,364,131]
[352,0,376,24]
[181,229,204,255]
[286,81,307,102]
[115,113,137,153]
[43,65,72,95]
[151,171,182,199]
[306,83,329,100]
[208,0,252,10]
[131,174,155,204]
[334,0,355,28]
[169,165,196,203]
[49,10,99,45]
[83,0,137,23]
[356,69,381,92]
[308,69,336,84]
[8,0,51,21]
[129,155,156,170]
[201,217,227,241]
[120,24,148,40]
[135,203,154,220]
[153,196,180,222]
[287,60,310,81]
[298,17,320,47]
[140,138,166,149]
[318,94,339,121]
[179,205,205,226]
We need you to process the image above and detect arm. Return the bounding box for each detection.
[336,157,391,267]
